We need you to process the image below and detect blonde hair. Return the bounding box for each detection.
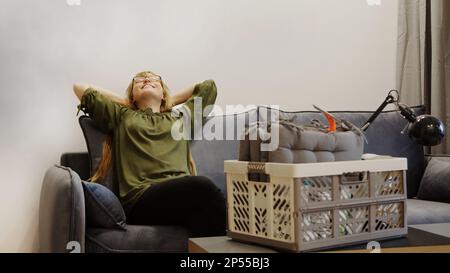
[90,71,197,183]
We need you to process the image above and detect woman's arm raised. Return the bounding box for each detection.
[171,83,198,106]
[73,84,128,106]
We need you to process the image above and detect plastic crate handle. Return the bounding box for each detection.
[247,162,269,183]
[340,171,369,185]
[247,162,266,174]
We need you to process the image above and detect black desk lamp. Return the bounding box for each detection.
[361,90,445,146]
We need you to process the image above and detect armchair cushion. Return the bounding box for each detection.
[79,116,117,194]
[417,158,450,203]
[82,181,126,230]
[85,225,190,253]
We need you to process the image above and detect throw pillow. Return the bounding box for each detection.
[82,181,126,230]
[417,158,450,203]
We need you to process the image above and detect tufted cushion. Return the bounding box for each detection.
[240,117,364,165]
[269,122,364,163]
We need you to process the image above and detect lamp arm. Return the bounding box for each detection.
[397,103,417,123]
[361,92,397,132]
[361,90,445,146]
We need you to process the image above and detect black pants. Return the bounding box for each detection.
[128,176,226,237]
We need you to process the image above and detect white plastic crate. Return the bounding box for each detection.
[224,158,408,252]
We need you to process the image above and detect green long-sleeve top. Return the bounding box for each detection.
[77,80,217,212]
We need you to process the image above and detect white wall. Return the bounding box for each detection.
[0,0,398,252]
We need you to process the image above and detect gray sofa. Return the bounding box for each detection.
[39,106,450,253]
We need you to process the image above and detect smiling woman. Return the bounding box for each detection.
[73,71,225,237]
[126,72,171,113]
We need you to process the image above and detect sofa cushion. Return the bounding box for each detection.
[82,181,126,230]
[191,108,258,193]
[417,158,450,203]
[407,198,450,225]
[85,225,190,253]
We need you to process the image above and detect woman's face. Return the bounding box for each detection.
[131,73,164,105]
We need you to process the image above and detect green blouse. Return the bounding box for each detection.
[77,80,217,212]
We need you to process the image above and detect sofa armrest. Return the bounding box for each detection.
[425,154,450,158]
[39,165,86,253]
[424,154,450,165]
[60,152,90,181]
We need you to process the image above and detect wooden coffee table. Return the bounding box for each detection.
[189,223,450,253]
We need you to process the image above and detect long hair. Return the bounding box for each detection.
[89,71,197,183]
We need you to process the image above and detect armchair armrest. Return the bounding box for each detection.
[39,165,86,253]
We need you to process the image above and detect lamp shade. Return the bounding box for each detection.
[407,115,446,146]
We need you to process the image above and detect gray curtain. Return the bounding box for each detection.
[397,0,450,154]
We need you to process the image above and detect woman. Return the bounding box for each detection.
[73,71,226,237]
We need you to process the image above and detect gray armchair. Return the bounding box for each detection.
[39,110,252,253]
[40,162,192,253]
